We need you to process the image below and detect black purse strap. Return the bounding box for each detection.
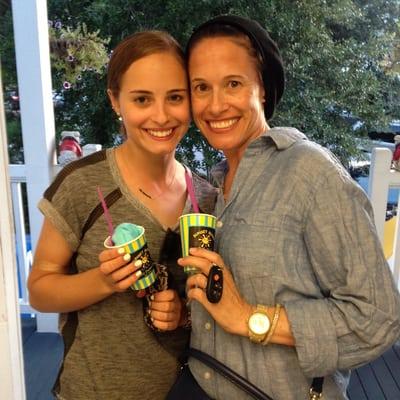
[187,347,272,400]
[187,347,324,400]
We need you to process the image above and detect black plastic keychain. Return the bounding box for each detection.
[206,264,223,303]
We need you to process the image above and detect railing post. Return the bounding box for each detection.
[12,0,59,332]
[368,148,392,242]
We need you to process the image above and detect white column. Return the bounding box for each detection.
[0,62,26,399]
[12,0,58,332]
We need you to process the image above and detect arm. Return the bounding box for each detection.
[284,168,400,376]
[28,218,142,312]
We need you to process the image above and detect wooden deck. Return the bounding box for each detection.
[22,315,400,399]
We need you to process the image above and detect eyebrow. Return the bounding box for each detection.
[191,74,245,83]
[129,88,187,94]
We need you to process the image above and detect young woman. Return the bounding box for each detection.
[28,31,216,400]
[177,15,400,400]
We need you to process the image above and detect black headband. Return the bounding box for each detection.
[187,15,285,120]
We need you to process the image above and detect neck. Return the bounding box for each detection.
[118,141,176,182]
[224,122,269,176]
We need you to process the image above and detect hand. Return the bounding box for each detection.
[178,247,253,336]
[148,289,184,331]
[98,248,143,293]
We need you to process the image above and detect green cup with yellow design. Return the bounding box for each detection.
[179,213,217,274]
[104,225,156,290]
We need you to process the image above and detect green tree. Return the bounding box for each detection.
[1,0,400,172]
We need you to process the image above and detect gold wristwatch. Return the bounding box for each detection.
[248,304,271,343]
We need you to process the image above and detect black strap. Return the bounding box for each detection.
[187,348,273,400]
[187,348,324,400]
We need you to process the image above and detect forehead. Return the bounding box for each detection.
[121,52,187,89]
[188,37,258,78]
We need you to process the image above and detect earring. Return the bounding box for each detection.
[118,115,123,122]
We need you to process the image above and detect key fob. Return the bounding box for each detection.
[206,264,223,303]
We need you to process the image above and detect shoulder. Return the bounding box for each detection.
[269,128,350,184]
[43,149,109,201]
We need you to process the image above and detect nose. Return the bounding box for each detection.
[208,89,229,116]
[152,101,169,125]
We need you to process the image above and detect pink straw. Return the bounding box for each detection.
[184,169,200,213]
[97,186,114,242]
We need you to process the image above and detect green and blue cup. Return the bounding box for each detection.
[179,213,217,274]
[104,226,156,290]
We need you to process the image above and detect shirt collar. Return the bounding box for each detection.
[211,127,307,187]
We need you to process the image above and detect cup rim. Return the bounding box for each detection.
[104,225,145,248]
[179,213,216,220]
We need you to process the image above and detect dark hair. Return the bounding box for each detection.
[107,31,185,97]
[186,15,284,120]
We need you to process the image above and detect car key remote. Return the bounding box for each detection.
[206,264,223,303]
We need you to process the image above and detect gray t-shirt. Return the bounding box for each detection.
[39,148,217,400]
[189,127,400,400]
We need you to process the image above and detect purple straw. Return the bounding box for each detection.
[97,186,114,243]
[184,169,200,213]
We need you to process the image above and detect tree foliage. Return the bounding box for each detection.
[1,0,400,171]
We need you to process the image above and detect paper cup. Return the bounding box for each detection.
[104,225,156,290]
[179,213,217,274]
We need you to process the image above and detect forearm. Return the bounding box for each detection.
[28,267,113,313]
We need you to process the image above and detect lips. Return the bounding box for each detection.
[208,118,239,130]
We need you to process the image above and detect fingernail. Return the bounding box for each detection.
[134,259,142,267]
[118,247,125,254]
[150,317,154,322]
[135,270,142,278]
[123,253,131,262]
[150,294,154,301]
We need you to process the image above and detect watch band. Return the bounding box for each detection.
[262,303,281,345]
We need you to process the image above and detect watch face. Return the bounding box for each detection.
[249,312,270,335]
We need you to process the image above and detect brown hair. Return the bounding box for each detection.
[107,30,185,97]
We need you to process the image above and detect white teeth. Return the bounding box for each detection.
[147,129,173,138]
[209,119,238,129]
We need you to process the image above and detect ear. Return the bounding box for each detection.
[107,89,120,115]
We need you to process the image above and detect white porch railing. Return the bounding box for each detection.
[368,147,400,290]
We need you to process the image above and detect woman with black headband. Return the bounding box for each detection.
[176,15,400,400]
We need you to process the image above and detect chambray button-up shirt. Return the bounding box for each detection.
[189,127,400,400]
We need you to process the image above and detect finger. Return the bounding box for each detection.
[189,247,225,268]
[187,273,207,290]
[152,319,178,331]
[152,289,176,302]
[111,262,142,283]
[187,286,209,306]
[150,300,177,313]
[98,247,127,263]
[150,309,176,322]
[113,273,139,292]
[177,255,213,275]
[99,253,132,275]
